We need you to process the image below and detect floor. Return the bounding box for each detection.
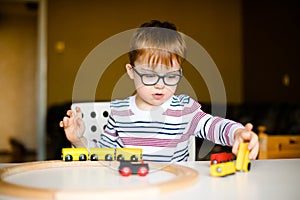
[0,138,37,163]
[0,152,36,163]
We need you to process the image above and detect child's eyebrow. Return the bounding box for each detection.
[140,67,181,74]
[139,67,154,72]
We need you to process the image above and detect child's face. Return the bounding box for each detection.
[126,55,181,110]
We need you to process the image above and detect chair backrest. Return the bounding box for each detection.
[71,102,111,141]
[187,136,196,161]
[258,126,300,159]
[71,102,195,161]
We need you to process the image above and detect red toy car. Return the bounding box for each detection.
[210,152,235,177]
[210,152,233,165]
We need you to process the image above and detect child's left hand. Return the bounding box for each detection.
[232,123,259,159]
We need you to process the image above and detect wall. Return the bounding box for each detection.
[243,0,300,103]
[47,0,243,106]
[0,2,37,151]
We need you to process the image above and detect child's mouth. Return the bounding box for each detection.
[152,93,164,100]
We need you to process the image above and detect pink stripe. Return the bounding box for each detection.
[104,129,117,137]
[120,137,179,147]
[224,123,234,145]
[185,112,207,138]
[163,101,200,117]
[111,109,134,116]
[208,117,222,142]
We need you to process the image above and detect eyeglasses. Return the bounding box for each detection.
[131,66,182,86]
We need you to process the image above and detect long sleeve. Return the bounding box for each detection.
[97,115,124,148]
[187,101,244,146]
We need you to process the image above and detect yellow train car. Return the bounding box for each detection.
[62,148,88,161]
[89,148,115,161]
[236,142,251,172]
[115,148,143,161]
[61,147,143,162]
[210,161,236,177]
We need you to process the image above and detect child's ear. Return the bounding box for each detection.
[126,64,134,79]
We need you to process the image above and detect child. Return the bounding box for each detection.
[60,20,259,162]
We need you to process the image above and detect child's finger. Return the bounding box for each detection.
[232,139,240,155]
[241,131,251,141]
[75,107,83,118]
[66,110,73,117]
[62,116,70,126]
[75,116,84,127]
[249,142,259,159]
[248,133,259,149]
[244,123,253,131]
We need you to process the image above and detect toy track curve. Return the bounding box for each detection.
[0,160,199,199]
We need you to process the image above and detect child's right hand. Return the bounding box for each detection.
[59,107,86,146]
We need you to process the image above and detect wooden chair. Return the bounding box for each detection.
[258,126,300,159]
[71,102,196,161]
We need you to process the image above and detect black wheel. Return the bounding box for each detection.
[90,154,98,161]
[65,154,73,162]
[79,154,87,161]
[117,154,124,161]
[130,155,138,162]
[247,162,251,171]
[105,154,113,161]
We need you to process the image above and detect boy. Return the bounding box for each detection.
[60,20,259,162]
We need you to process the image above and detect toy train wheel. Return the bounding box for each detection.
[117,154,124,161]
[65,155,73,162]
[137,166,148,176]
[212,159,218,165]
[90,154,98,161]
[120,166,132,177]
[105,154,113,161]
[216,167,222,173]
[79,154,87,161]
[130,155,138,162]
[248,162,251,171]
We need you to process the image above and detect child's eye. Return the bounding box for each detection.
[167,74,179,79]
[144,74,157,78]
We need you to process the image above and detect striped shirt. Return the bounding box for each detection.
[94,95,243,162]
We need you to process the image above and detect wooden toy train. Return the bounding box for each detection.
[61,147,149,176]
[210,142,251,177]
[61,143,250,177]
[61,147,143,162]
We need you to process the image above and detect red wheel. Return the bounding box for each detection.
[211,159,218,165]
[137,166,148,176]
[120,166,132,177]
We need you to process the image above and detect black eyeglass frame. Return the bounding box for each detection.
[131,65,182,86]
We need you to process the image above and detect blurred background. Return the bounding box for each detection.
[0,0,299,162]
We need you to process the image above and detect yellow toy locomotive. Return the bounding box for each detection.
[210,142,251,177]
[235,142,251,172]
[61,147,143,162]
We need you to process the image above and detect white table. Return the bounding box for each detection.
[0,159,299,200]
[168,159,300,200]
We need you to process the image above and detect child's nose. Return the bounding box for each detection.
[154,77,165,88]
